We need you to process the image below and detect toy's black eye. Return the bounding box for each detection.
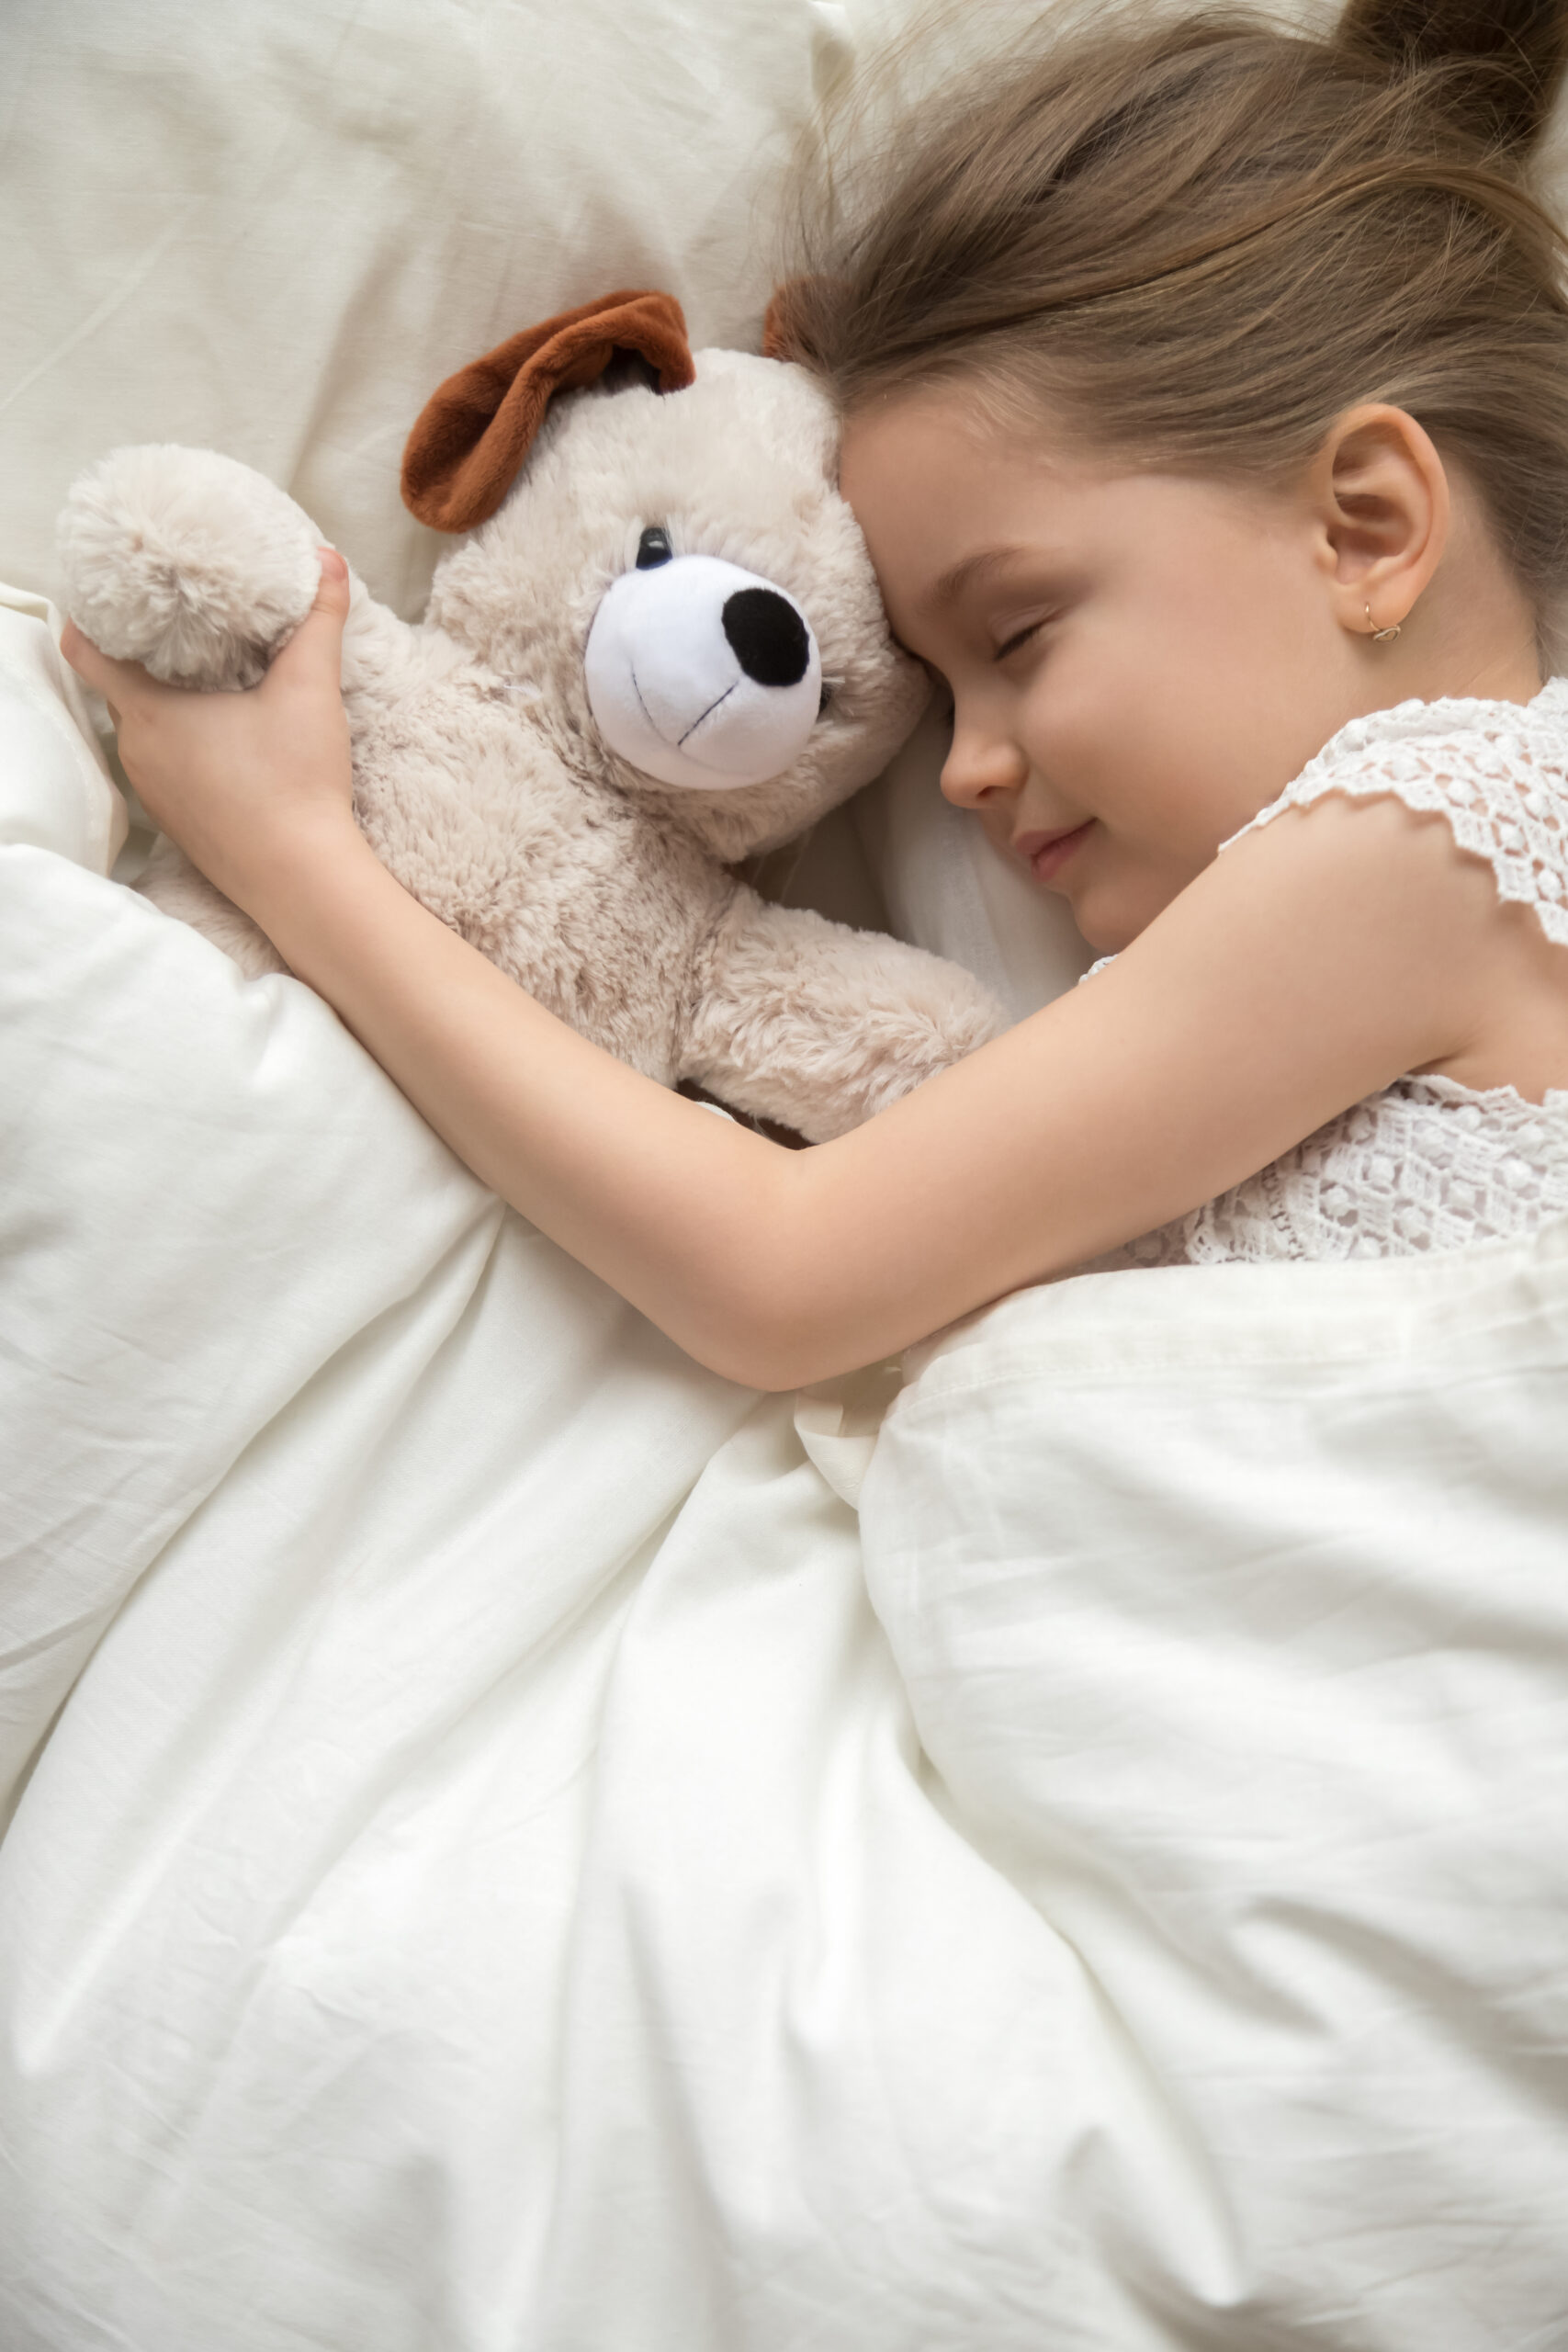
[636,526,672,569]
[818,682,834,718]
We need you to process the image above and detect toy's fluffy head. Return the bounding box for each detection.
[417,337,928,862]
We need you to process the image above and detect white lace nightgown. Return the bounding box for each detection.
[1082,675,1568,1272]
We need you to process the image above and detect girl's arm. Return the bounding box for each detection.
[65,565,1482,1389]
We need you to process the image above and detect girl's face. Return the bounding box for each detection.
[839,391,1372,952]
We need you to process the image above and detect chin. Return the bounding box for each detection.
[1068,896,1129,956]
[1069,872,1166,956]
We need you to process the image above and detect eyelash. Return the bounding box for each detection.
[994,618,1047,662]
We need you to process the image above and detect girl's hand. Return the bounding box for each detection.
[61,549,356,910]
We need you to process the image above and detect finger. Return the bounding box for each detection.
[60,618,155,709]
[268,548,351,694]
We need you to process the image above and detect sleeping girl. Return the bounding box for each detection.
[63,0,1568,1387]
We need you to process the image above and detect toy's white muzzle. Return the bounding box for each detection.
[584,548,822,790]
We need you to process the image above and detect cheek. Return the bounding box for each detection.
[1150,523,1324,728]
[1067,566,1285,837]
[1021,632,1165,795]
[1022,653,1224,883]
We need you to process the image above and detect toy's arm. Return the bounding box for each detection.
[62,571,1478,1392]
[59,446,417,976]
[60,446,341,692]
[681,888,1005,1144]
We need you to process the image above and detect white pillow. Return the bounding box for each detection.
[0,0,857,619]
[0,0,1089,1015]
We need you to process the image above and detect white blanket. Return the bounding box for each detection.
[868,1256,1568,2346]
[4,820,1568,2348]
[0,846,1077,2349]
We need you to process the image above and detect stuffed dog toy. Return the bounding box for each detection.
[58,291,1004,1141]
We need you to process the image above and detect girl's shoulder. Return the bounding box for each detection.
[1218,675,1568,949]
[1078,674,1568,995]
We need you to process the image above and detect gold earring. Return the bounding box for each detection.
[1365,602,1402,643]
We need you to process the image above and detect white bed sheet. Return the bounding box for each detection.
[5,826,1568,2348]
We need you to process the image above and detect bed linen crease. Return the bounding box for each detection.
[2,820,1567,2344]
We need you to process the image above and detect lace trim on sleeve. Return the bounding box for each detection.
[1216,679,1568,951]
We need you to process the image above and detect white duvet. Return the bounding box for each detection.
[4,683,1568,2344]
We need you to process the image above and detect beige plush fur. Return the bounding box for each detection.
[58,352,1006,1141]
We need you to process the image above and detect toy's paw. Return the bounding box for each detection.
[58,446,323,690]
[823,950,1009,1134]
[683,895,1010,1144]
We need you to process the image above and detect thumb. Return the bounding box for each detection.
[270,547,351,691]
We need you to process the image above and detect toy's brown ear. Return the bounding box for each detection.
[401,290,695,533]
[761,281,805,364]
[761,278,825,366]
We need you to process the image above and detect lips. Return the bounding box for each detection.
[1013,821,1092,884]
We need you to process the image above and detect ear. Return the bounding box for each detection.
[762,280,808,363]
[401,290,695,533]
[761,276,837,367]
[1309,403,1450,642]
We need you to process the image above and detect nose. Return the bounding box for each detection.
[939,706,1029,808]
[722,587,811,688]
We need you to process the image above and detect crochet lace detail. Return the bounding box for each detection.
[1218,675,1568,942]
[1092,1075,1568,1271]
[1078,679,1568,1269]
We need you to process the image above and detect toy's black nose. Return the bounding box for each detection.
[722,587,811,689]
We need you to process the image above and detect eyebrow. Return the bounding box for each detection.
[929,544,1032,608]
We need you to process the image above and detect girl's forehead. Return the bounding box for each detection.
[840,408,1303,639]
[840,397,1113,560]
[840,385,1023,476]
[839,408,1108,640]
[838,389,1157,537]
[840,392,1055,542]
[842,395,1284,535]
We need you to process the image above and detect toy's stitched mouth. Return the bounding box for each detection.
[678,682,737,747]
[626,663,741,759]
[627,664,661,740]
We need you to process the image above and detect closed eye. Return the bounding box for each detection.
[994,617,1048,662]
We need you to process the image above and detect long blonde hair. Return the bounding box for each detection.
[781,0,1568,641]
